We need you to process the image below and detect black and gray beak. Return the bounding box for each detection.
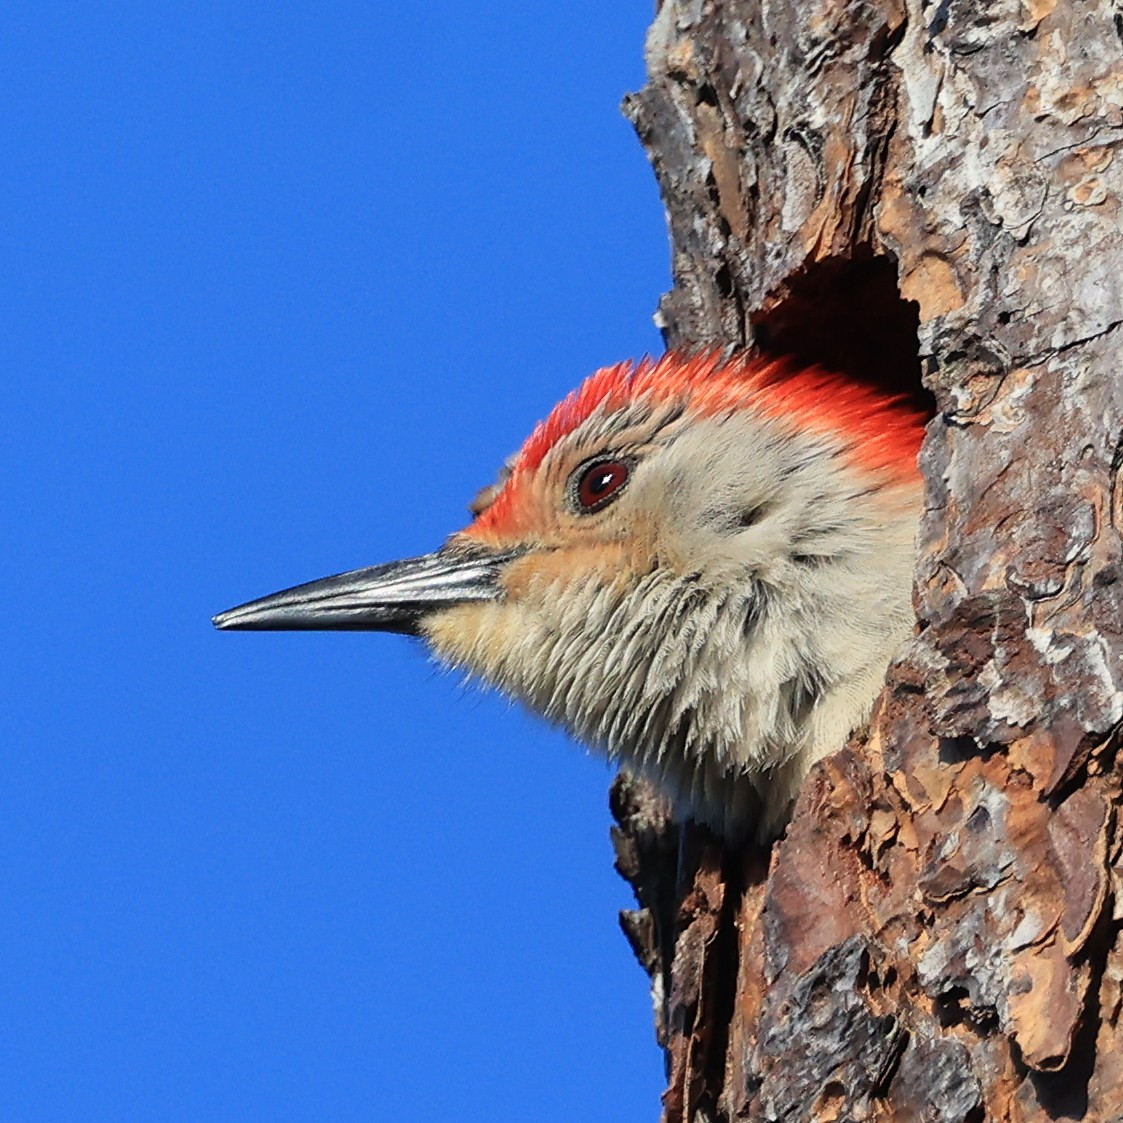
[212,546,521,635]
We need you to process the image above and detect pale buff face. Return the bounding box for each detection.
[421,397,921,838]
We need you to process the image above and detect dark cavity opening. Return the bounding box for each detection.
[750,255,934,418]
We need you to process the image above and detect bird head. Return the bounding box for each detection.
[215,352,925,838]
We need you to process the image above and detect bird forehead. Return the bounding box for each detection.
[463,351,926,544]
[465,400,669,541]
[467,452,517,517]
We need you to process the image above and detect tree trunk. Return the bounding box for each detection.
[611,2,1123,1119]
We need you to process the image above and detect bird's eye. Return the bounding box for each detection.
[572,459,630,513]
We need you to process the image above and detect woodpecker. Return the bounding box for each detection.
[214,352,925,840]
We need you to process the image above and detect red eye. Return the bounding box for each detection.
[574,459,630,512]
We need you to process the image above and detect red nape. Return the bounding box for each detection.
[470,351,927,538]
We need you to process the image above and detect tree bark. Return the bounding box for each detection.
[611,2,1123,1119]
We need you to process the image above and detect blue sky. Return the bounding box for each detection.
[2,4,671,1121]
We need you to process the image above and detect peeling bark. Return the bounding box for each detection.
[613,1,1123,1119]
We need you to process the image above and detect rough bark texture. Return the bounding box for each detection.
[611,2,1123,1119]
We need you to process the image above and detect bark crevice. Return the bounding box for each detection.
[613,1,1123,1118]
